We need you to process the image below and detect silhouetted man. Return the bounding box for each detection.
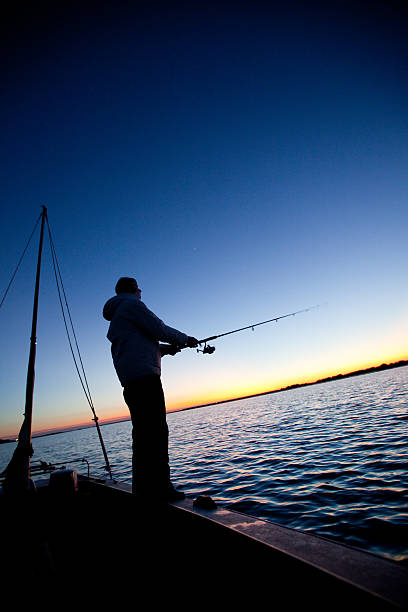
[103,277,198,500]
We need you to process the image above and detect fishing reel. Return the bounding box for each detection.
[197,342,216,355]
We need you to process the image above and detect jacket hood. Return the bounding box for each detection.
[103,293,139,321]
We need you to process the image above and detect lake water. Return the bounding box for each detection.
[1,365,407,564]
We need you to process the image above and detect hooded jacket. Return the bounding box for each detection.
[103,292,188,385]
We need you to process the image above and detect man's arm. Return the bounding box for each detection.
[132,300,198,347]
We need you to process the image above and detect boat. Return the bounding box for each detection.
[1,208,407,609]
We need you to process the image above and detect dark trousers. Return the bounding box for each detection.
[123,374,171,495]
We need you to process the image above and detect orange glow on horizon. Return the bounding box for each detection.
[166,351,408,413]
[12,351,407,439]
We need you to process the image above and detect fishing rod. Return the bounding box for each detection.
[192,304,321,354]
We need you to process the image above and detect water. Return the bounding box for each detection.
[1,366,407,564]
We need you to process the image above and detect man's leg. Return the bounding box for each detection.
[123,374,172,496]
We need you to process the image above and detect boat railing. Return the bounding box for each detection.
[0,457,91,485]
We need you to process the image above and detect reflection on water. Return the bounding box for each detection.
[1,366,407,563]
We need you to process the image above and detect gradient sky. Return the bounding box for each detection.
[1,1,407,437]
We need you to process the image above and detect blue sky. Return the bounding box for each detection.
[1,1,407,437]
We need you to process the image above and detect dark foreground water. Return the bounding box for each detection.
[1,366,407,564]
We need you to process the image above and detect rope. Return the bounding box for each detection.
[46,217,113,479]
[0,213,41,309]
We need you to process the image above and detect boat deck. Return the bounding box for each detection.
[2,476,407,609]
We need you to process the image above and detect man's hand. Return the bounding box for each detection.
[186,336,199,348]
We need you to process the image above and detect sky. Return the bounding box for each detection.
[1,1,407,437]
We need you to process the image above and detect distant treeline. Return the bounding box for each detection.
[275,359,408,392]
[1,359,407,442]
[179,359,408,413]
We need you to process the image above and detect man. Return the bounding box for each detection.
[103,277,198,500]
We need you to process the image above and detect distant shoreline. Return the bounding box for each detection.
[1,359,407,443]
[175,359,408,414]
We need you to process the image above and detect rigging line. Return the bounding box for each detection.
[47,223,113,478]
[46,218,113,478]
[0,213,42,309]
[48,234,92,406]
[46,220,94,408]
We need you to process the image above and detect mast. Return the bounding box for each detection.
[3,206,47,493]
[3,206,114,489]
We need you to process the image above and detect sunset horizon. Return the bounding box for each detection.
[3,355,406,440]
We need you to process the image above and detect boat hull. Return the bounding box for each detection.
[2,475,407,609]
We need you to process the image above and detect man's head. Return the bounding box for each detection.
[115,277,141,297]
